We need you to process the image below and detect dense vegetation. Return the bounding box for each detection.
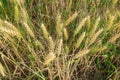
[0,0,120,80]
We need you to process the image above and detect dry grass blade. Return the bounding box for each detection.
[0,62,6,77]
[75,32,86,49]
[64,12,78,27]
[44,51,56,65]
[73,49,89,59]
[74,17,87,36]
[89,28,103,46]
[108,33,120,43]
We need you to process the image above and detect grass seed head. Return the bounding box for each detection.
[14,5,19,23]
[75,32,86,49]
[41,23,49,39]
[45,51,56,65]
[108,33,120,43]
[57,39,63,55]
[74,17,87,36]
[89,28,103,46]
[107,15,115,30]
[23,22,35,38]
[56,14,63,37]
[90,17,100,37]
[48,36,55,51]
[63,28,68,40]
[64,12,78,27]
[73,49,89,59]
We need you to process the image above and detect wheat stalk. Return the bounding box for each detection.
[41,23,49,39]
[14,5,19,23]
[75,32,86,49]
[4,21,18,31]
[64,12,78,27]
[63,28,68,40]
[108,33,120,43]
[107,14,115,30]
[48,36,55,51]
[0,20,21,37]
[74,17,87,36]
[34,40,44,50]
[56,14,63,36]
[44,51,56,65]
[23,22,35,38]
[87,16,90,30]
[88,28,103,46]
[21,8,28,22]
[0,27,20,37]
[90,17,100,37]
[57,39,63,56]
[73,49,89,59]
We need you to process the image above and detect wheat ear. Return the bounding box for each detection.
[73,49,89,59]
[63,28,68,40]
[75,32,86,49]
[41,23,49,39]
[56,14,63,36]
[89,28,103,46]
[108,33,120,43]
[64,12,78,27]
[23,22,35,38]
[74,17,87,36]
[44,51,56,65]
[90,17,100,37]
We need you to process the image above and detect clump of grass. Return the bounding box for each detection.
[0,0,120,80]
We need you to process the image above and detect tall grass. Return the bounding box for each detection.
[0,0,120,80]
